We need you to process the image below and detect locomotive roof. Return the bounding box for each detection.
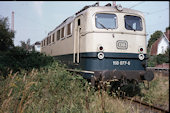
[44,4,144,40]
[76,6,144,17]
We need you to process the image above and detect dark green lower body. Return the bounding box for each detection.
[54,52,147,71]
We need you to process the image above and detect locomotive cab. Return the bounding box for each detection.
[73,4,154,82]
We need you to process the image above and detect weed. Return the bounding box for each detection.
[0,60,142,113]
[139,73,169,109]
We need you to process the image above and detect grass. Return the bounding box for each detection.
[0,61,88,113]
[0,60,141,113]
[0,59,168,113]
[89,90,137,113]
[138,71,169,110]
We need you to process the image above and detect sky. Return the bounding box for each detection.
[0,1,169,46]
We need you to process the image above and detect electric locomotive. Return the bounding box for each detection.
[40,3,154,85]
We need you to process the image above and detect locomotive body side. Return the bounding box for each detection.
[40,6,154,82]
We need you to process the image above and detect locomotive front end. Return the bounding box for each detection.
[79,5,154,83]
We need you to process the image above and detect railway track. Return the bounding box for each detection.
[147,67,169,77]
[147,67,169,72]
[67,69,169,113]
[123,96,169,113]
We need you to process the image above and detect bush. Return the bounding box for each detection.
[147,56,157,67]
[147,48,169,67]
[0,47,54,76]
[156,54,169,64]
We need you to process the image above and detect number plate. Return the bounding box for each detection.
[113,61,131,65]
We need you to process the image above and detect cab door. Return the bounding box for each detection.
[73,15,82,64]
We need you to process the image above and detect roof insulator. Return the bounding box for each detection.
[105,3,112,6]
[75,2,99,15]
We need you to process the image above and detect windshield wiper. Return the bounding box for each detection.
[97,21,108,30]
[126,22,136,31]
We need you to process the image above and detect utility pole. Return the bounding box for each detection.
[11,11,14,31]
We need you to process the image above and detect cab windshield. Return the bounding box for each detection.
[95,13,117,30]
[124,15,143,31]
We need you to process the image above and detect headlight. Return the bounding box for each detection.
[98,52,104,60]
[138,54,144,60]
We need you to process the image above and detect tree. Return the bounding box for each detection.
[0,16,15,51]
[20,41,27,50]
[147,29,169,67]
[147,30,163,49]
[20,38,32,51]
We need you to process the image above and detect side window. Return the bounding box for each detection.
[67,23,72,35]
[49,36,51,44]
[70,23,72,34]
[51,35,53,43]
[61,27,65,38]
[47,37,48,45]
[47,38,49,45]
[161,46,164,53]
[52,33,55,42]
[48,36,50,44]
[47,36,51,45]
[57,30,60,40]
[78,19,80,26]
[41,41,43,47]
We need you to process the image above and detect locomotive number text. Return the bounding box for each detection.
[113,61,131,66]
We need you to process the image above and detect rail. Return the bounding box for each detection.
[124,96,169,113]
[67,69,169,112]
[147,67,169,71]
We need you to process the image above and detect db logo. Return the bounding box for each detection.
[116,40,128,49]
